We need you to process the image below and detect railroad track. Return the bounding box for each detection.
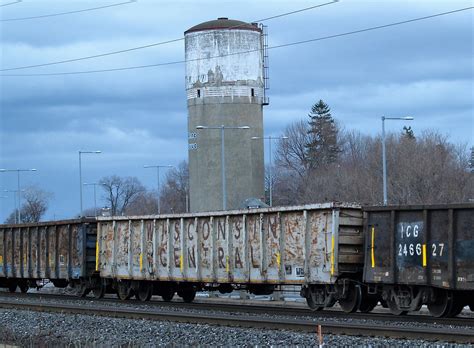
[0,293,473,343]
[0,298,472,343]
[0,291,473,327]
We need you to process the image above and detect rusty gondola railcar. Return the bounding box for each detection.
[95,203,365,309]
[363,204,474,317]
[0,219,96,292]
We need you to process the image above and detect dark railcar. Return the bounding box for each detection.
[0,219,96,292]
[363,204,474,317]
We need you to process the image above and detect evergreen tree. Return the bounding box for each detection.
[305,100,341,170]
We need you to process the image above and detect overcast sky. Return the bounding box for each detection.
[0,0,472,222]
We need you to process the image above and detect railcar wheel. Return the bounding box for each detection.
[92,284,105,299]
[8,283,17,293]
[306,297,324,311]
[359,287,378,313]
[76,282,90,297]
[117,282,133,301]
[159,283,176,302]
[428,289,453,318]
[136,283,153,302]
[305,287,323,311]
[311,286,336,310]
[339,284,361,313]
[18,282,28,294]
[359,298,378,313]
[386,297,407,316]
[161,291,174,302]
[180,289,196,303]
[447,298,464,317]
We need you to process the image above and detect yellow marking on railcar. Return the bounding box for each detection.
[330,234,335,276]
[422,244,427,267]
[180,254,184,273]
[226,256,229,273]
[371,227,375,268]
[276,252,281,267]
[139,253,143,272]
[95,240,99,271]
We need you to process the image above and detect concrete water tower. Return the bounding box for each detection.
[185,18,268,212]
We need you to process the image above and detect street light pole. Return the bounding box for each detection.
[381,116,414,205]
[252,135,288,206]
[143,164,174,214]
[17,171,20,221]
[83,183,99,217]
[78,150,101,217]
[197,125,250,211]
[382,117,387,206]
[220,125,226,210]
[0,168,37,223]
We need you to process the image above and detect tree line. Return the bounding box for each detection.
[273,100,473,206]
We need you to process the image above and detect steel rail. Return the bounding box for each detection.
[0,299,472,343]
[1,291,473,327]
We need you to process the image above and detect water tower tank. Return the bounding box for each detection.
[185,18,267,212]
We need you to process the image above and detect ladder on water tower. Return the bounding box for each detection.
[260,24,270,106]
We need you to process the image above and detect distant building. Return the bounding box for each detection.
[185,18,269,212]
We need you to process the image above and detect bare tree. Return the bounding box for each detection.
[272,166,304,206]
[4,210,19,224]
[275,119,310,178]
[386,130,472,204]
[125,191,159,215]
[100,175,145,216]
[160,161,189,214]
[4,186,52,223]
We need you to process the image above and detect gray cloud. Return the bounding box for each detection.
[1,0,472,221]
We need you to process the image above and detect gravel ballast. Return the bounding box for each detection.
[0,308,467,347]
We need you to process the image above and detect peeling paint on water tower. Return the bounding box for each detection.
[185,18,267,212]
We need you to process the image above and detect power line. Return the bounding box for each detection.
[1,6,472,77]
[1,0,135,22]
[0,0,338,71]
[254,0,337,22]
[0,0,21,7]
[268,6,473,50]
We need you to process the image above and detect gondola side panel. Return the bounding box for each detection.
[0,228,4,277]
[282,211,305,283]
[454,208,474,290]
